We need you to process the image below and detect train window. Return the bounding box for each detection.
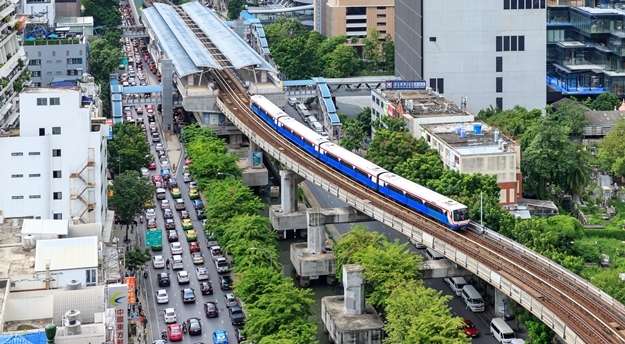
[303,139,313,147]
[406,193,424,204]
[425,203,443,214]
[326,153,339,162]
[354,168,368,178]
[341,160,351,169]
[453,208,469,221]
[387,184,404,195]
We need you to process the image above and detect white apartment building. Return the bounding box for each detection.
[394,0,546,114]
[0,76,108,223]
[0,2,28,127]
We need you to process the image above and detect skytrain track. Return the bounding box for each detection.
[139,0,625,341]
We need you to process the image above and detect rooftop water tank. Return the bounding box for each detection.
[455,123,462,135]
[22,235,36,251]
[66,280,82,290]
[473,123,483,135]
[460,128,467,138]
[64,309,82,335]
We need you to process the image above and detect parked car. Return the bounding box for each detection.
[196,209,206,220]
[462,319,479,338]
[234,328,247,343]
[224,293,237,308]
[204,301,219,317]
[210,246,222,261]
[188,189,199,199]
[193,199,204,209]
[228,306,246,326]
[141,167,149,177]
[183,173,193,183]
[215,257,229,274]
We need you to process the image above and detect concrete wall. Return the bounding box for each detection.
[325,0,394,40]
[25,42,87,87]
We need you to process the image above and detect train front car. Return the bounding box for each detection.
[249,95,285,129]
[448,203,470,229]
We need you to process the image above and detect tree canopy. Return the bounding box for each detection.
[339,107,372,152]
[107,122,151,175]
[108,170,154,222]
[226,0,246,20]
[124,247,152,272]
[599,118,625,177]
[589,92,620,111]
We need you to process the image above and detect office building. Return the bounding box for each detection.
[0,76,108,223]
[394,0,547,114]
[24,34,88,86]
[315,0,394,40]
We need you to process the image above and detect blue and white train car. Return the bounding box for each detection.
[250,95,286,129]
[378,173,470,230]
[277,117,329,156]
[318,143,388,189]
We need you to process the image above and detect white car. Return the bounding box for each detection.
[141,167,149,177]
[196,267,209,281]
[146,208,156,220]
[156,289,169,304]
[170,242,183,255]
[161,200,170,209]
[183,173,193,183]
[163,308,177,323]
[152,255,165,269]
[177,271,190,284]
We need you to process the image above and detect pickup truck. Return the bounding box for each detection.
[228,306,245,326]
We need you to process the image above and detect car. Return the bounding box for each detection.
[210,246,223,261]
[175,199,186,210]
[181,210,191,219]
[163,208,174,220]
[152,133,161,142]
[409,237,426,249]
[193,199,204,209]
[196,266,209,280]
[152,175,163,184]
[157,272,171,287]
[204,301,219,317]
[165,218,176,230]
[169,178,178,189]
[170,242,183,255]
[182,288,196,303]
[170,188,182,199]
[161,200,170,209]
[212,330,228,344]
[136,107,144,114]
[156,289,169,304]
[224,293,237,308]
[146,208,156,220]
[196,209,206,220]
[215,257,229,274]
[186,229,197,242]
[288,97,298,106]
[148,161,157,170]
[188,181,198,189]
[167,230,179,242]
[163,308,177,323]
[200,281,214,295]
[177,271,190,284]
[160,155,169,164]
[141,167,149,177]
[462,319,479,338]
[183,173,193,183]
[228,306,245,326]
[185,157,192,165]
[145,198,155,208]
[188,189,199,199]
[234,328,247,343]
[155,143,164,151]
[220,275,233,290]
[152,255,165,268]
[186,317,202,335]
[167,324,183,342]
[189,241,201,253]
[161,168,171,179]
[182,218,193,230]
[147,219,157,229]
[192,252,204,264]
[206,232,218,247]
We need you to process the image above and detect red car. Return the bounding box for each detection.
[167,324,183,341]
[185,157,192,166]
[148,162,157,170]
[462,319,479,338]
[152,175,163,184]
[189,242,201,253]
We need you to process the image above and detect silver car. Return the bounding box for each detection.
[224,293,237,308]
[196,266,209,281]
[183,173,193,183]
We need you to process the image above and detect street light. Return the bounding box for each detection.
[249,247,274,267]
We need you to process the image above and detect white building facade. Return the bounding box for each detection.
[0,81,107,223]
[0,1,28,127]
[394,0,546,114]
[34,236,99,288]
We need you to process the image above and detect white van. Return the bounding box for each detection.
[156,188,167,200]
[444,277,467,296]
[461,285,484,312]
[490,318,516,343]
[172,255,184,270]
[425,248,445,260]
[312,122,323,134]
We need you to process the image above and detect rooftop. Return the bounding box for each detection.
[34,236,98,272]
[584,110,625,126]
[423,122,516,155]
[321,296,384,331]
[0,218,37,278]
[21,219,68,237]
[374,89,467,118]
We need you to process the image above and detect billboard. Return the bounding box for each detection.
[124,277,137,305]
[387,104,396,119]
[106,119,113,140]
[385,80,427,90]
[107,284,128,344]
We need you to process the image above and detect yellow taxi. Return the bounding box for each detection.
[188,189,199,200]
[185,229,197,242]
[171,188,182,199]
[182,218,193,230]
[144,198,155,208]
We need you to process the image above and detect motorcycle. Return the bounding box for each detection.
[143,268,148,278]
[139,215,144,224]
[161,330,167,341]
[182,324,187,334]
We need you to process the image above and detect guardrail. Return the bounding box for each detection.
[216,96,589,344]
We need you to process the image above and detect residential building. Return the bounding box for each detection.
[21,0,55,26]
[33,236,99,288]
[316,0,394,40]
[24,35,87,87]
[0,76,108,223]
[394,0,546,114]
[420,122,521,205]
[0,6,28,127]
[370,88,474,138]
[54,16,94,36]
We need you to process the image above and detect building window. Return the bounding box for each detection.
[29,174,41,177]
[46,60,52,64]
[429,78,445,94]
[11,152,23,156]
[504,36,510,51]
[31,71,41,77]
[53,213,62,220]
[66,50,69,56]
[67,70,80,76]
[504,0,509,9]
[53,192,62,200]
[52,127,61,134]
[12,196,24,199]
[511,0,517,9]
[430,37,436,42]
[39,128,45,136]
[346,7,366,15]
[496,77,503,92]
[52,149,61,157]
[496,36,502,51]
[79,50,83,56]
[29,195,41,199]
[50,98,60,106]
[37,98,47,106]
[56,71,62,75]
[496,97,503,109]
[67,58,83,65]
[377,14,386,18]
[32,83,41,87]
[52,51,56,57]
[518,0,525,9]
[496,56,503,72]
[29,59,41,66]
[377,22,386,26]
[37,51,41,57]
[46,71,52,75]
[519,36,525,51]
[29,152,40,155]
[11,174,23,178]
[53,170,62,178]
[511,36,517,51]
[86,269,96,285]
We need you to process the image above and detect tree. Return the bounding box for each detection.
[365,130,428,171]
[546,102,589,136]
[226,0,245,20]
[108,170,154,239]
[356,107,373,138]
[477,105,542,140]
[82,0,121,28]
[236,267,285,305]
[339,118,367,152]
[590,92,620,111]
[361,28,383,72]
[107,122,151,175]
[394,152,445,185]
[599,118,625,177]
[382,35,395,72]
[334,226,386,280]
[372,114,406,132]
[203,178,265,234]
[186,136,241,181]
[324,44,360,78]
[89,38,120,83]
[265,18,308,46]
[124,247,151,272]
[384,280,469,344]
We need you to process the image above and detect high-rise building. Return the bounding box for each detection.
[394,0,547,114]
[0,3,28,127]
[315,0,394,40]
[0,77,108,224]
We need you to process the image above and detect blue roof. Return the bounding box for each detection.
[110,78,119,86]
[318,84,331,98]
[322,97,337,113]
[111,85,123,94]
[262,47,270,55]
[114,117,123,123]
[282,80,316,86]
[312,77,326,84]
[182,2,276,72]
[0,331,47,344]
[112,94,122,101]
[122,85,163,94]
[257,27,266,37]
[113,100,122,118]
[260,38,268,47]
[240,11,255,20]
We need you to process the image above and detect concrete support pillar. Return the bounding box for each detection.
[248,141,262,168]
[280,170,302,213]
[343,265,365,315]
[187,74,194,87]
[161,59,173,132]
[307,209,327,253]
[261,70,267,83]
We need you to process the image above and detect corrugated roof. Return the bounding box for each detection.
[113,100,122,117]
[282,80,316,86]
[319,84,331,98]
[182,2,276,72]
[142,7,202,77]
[260,38,268,47]
[322,97,336,113]
[21,219,68,236]
[0,332,46,344]
[35,236,98,272]
[123,85,164,94]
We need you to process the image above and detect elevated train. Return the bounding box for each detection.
[250,95,470,230]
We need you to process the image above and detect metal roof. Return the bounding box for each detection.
[182,2,276,72]
[34,236,98,272]
[281,80,316,86]
[142,7,202,77]
[21,219,68,236]
[123,85,164,94]
[113,100,122,118]
[111,85,123,93]
[319,84,331,98]
[322,97,336,113]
